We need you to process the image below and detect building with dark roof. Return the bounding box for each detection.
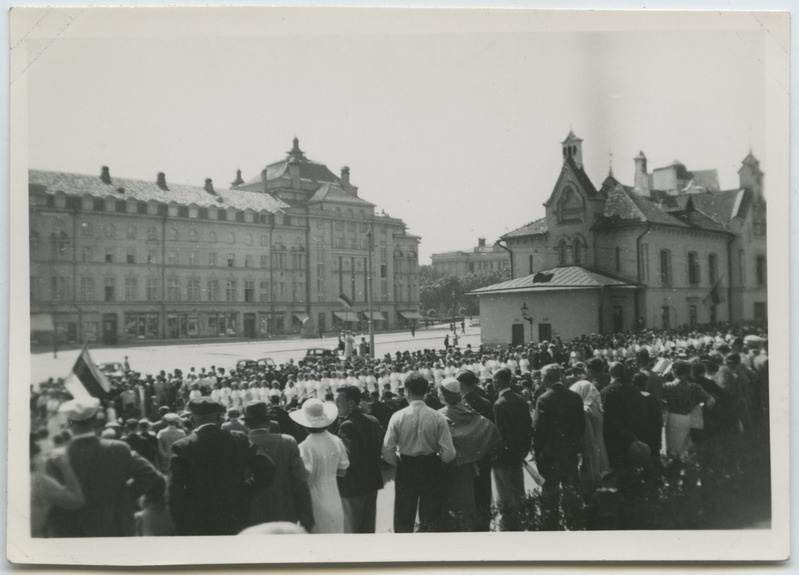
[430,238,510,277]
[473,131,766,345]
[29,138,420,345]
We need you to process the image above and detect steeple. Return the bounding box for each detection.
[231,168,244,187]
[287,136,307,162]
[738,151,763,198]
[633,150,650,197]
[561,130,584,169]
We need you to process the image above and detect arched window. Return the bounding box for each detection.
[556,186,585,223]
[168,226,178,241]
[188,229,198,242]
[573,237,586,265]
[244,233,253,246]
[557,238,569,265]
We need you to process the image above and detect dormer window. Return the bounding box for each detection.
[556,186,585,223]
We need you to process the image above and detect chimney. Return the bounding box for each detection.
[633,151,650,196]
[340,166,350,188]
[261,169,268,193]
[156,172,168,191]
[116,187,125,194]
[100,166,111,185]
[478,237,486,248]
[204,178,215,194]
[231,169,244,187]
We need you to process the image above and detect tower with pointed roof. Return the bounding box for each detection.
[561,130,584,169]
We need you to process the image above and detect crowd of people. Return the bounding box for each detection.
[30,322,769,536]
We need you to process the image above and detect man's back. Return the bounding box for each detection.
[463,390,493,421]
[168,425,274,535]
[602,383,647,467]
[492,389,533,467]
[47,436,163,537]
[533,386,584,462]
[337,410,385,497]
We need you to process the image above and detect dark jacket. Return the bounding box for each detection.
[369,399,392,430]
[463,390,493,422]
[602,382,650,468]
[168,425,275,536]
[336,409,385,497]
[47,436,164,538]
[533,384,585,464]
[492,389,534,468]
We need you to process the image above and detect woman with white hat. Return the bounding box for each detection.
[290,398,349,533]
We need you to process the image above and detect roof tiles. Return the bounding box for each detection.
[471,265,639,294]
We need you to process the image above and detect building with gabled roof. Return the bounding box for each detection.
[474,131,766,346]
[29,138,420,346]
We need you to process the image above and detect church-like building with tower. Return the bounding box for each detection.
[473,131,768,346]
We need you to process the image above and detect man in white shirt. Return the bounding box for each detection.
[382,373,456,533]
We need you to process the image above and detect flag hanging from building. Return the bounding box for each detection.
[62,347,111,400]
[702,276,725,307]
[338,292,353,309]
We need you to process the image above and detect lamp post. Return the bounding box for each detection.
[521,302,534,343]
[366,228,375,358]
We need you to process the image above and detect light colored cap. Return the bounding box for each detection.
[59,397,101,421]
[441,378,461,395]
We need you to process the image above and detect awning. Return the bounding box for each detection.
[293,312,309,324]
[31,313,55,331]
[364,311,386,321]
[399,311,423,320]
[333,311,360,322]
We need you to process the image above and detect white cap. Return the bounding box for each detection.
[59,396,101,421]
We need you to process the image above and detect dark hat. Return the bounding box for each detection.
[227,408,242,419]
[455,369,479,386]
[188,396,224,415]
[243,401,270,423]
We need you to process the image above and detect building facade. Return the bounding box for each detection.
[430,238,511,276]
[29,139,420,345]
[474,131,767,346]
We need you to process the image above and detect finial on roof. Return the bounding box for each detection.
[608,149,614,176]
[231,168,244,187]
[287,136,306,161]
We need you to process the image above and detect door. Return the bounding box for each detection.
[102,313,118,345]
[511,324,525,347]
[243,313,256,338]
[612,306,624,332]
[538,323,552,342]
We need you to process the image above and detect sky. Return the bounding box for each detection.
[15,8,770,262]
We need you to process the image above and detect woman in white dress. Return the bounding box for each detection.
[290,399,349,534]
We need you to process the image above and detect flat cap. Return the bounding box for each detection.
[188,396,224,415]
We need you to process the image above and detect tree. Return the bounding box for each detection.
[419,267,510,318]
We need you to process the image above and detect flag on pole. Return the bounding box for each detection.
[338,292,353,309]
[62,346,111,400]
[702,275,725,307]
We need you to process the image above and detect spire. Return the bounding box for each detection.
[561,129,584,169]
[231,168,244,187]
[608,149,614,177]
[287,136,307,162]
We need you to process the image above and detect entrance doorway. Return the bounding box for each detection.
[511,324,525,347]
[612,306,624,332]
[538,323,552,342]
[102,313,118,345]
[243,313,256,338]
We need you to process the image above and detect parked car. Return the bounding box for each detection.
[97,362,125,378]
[301,347,339,366]
[235,357,276,371]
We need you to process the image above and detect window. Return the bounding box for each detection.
[50,276,68,300]
[529,254,534,274]
[104,223,116,239]
[380,263,387,278]
[189,252,198,266]
[260,234,268,247]
[51,230,70,259]
[81,247,92,263]
[146,226,158,240]
[105,248,115,263]
[659,250,672,285]
[168,227,178,241]
[209,252,217,266]
[738,249,745,283]
[276,252,286,269]
[688,304,698,327]
[80,222,92,238]
[615,247,621,273]
[104,278,116,301]
[245,254,254,268]
[124,277,138,301]
[187,278,200,301]
[225,279,237,302]
[244,233,253,246]
[688,252,700,285]
[227,253,235,267]
[166,278,181,301]
[756,254,767,286]
[259,281,270,302]
[227,232,235,244]
[661,306,671,329]
[147,250,158,265]
[207,279,219,302]
[283,215,291,226]
[244,280,255,302]
[188,229,198,242]
[573,237,585,265]
[126,225,137,239]
[209,231,217,243]
[167,251,178,265]
[80,277,94,301]
[143,278,158,301]
[708,253,718,286]
[558,239,568,265]
[126,249,135,264]
[556,186,585,223]
[260,255,269,268]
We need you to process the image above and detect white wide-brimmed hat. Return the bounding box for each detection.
[289,398,338,429]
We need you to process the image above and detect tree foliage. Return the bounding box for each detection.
[419,267,510,317]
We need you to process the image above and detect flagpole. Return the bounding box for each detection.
[367,227,375,358]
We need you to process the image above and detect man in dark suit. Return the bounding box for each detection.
[602,362,650,474]
[334,385,386,533]
[168,397,275,536]
[491,367,533,531]
[457,369,494,531]
[46,397,164,538]
[368,391,392,430]
[533,363,584,528]
[123,418,159,466]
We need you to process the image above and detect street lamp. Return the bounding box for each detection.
[521,302,534,343]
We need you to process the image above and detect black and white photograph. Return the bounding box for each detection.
[6,4,791,566]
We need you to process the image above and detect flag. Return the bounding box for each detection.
[702,275,725,307]
[338,292,353,309]
[63,347,111,400]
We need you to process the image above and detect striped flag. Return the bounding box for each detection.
[337,292,353,309]
[62,347,111,400]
